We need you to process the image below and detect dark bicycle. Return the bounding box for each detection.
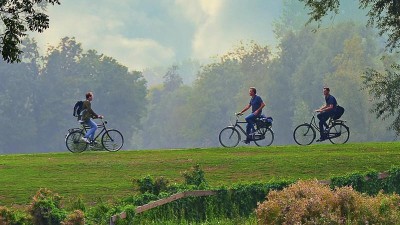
[293,112,350,145]
[65,119,124,153]
[219,113,274,147]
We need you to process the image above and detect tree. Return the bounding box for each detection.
[0,0,60,63]
[299,0,400,135]
[299,0,400,50]
[163,65,183,92]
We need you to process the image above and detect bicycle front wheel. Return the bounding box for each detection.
[254,127,274,147]
[328,123,350,144]
[293,124,316,146]
[65,130,88,153]
[219,127,240,147]
[102,129,124,151]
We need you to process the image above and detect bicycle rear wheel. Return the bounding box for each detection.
[65,130,88,153]
[328,123,350,144]
[219,127,240,147]
[254,127,274,146]
[102,129,124,151]
[293,124,316,145]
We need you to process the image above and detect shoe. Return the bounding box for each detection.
[243,140,251,144]
[316,137,326,142]
[81,137,90,143]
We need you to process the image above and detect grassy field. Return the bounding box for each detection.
[1,142,400,207]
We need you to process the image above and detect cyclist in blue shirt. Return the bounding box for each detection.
[315,87,337,142]
[238,87,265,144]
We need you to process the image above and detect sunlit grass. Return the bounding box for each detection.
[1,142,400,206]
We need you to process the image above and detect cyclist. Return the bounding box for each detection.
[237,87,265,144]
[81,92,103,143]
[315,87,337,142]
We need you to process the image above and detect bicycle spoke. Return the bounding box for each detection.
[254,128,274,146]
[329,123,350,144]
[293,124,315,145]
[102,129,124,151]
[219,127,240,147]
[65,131,87,153]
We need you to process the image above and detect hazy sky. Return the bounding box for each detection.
[31,0,283,71]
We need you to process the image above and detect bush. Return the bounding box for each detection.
[61,210,85,225]
[134,175,170,195]
[29,188,67,225]
[256,180,400,224]
[182,164,207,187]
[0,206,29,225]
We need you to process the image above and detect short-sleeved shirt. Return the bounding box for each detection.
[249,95,264,115]
[325,95,337,112]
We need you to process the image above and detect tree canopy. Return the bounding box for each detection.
[300,0,400,50]
[0,0,60,63]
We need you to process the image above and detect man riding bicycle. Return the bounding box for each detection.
[237,87,265,144]
[315,87,337,142]
[81,92,103,143]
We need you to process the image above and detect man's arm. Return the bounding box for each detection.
[316,104,333,112]
[253,102,265,116]
[238,104,251,114]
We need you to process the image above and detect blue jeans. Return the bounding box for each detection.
[245,113,258,140]
[84,119,97,141]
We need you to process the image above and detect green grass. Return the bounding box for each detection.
[1,142,400,206]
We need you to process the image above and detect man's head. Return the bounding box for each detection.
[323,87,330,96]
[249,87,257,96]
[86,92,93,100]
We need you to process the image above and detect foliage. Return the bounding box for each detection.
[0,0,60,63]
[182,164,207,187]
[28,188,67,225]
[0,36,147,153]
[299,0,400,50]
[61,210,85,225]
[257,179,400,225]
[134,175,170,195]
[363,63,400,134]
[0,206,29,225]
[7,166,400,224]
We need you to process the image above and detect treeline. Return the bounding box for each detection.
[0,37,147,153]
[0,13,398,153]
[136,21,396,149]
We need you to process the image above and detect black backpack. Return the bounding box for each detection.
[73,100,84,120]
[333,105,345,120]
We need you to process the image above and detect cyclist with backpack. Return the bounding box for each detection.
[237,87,265,144]
[315,87,337,142]
[80,92,103,143]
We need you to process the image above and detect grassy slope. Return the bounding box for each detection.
[1,142,400,206]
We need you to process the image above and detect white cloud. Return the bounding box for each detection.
[28,0,278,70]
[99,35,175,70]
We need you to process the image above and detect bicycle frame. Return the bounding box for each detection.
[307,112,335,133]
[229,115,248,137]
[81,119,108,142]
[68,119,112,143]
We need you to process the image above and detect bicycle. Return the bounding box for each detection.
[65,118,124,153]
[293,112,350,145]
[219,113,274,147]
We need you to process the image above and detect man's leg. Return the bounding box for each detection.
[317,112,329,139]
[84,119,97,141]
[245,114,257,142]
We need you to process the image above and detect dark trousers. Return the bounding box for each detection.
[245,113,257,140]
[317,111,335,138]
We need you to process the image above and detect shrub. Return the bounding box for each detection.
[29,188,67,225]
[61,210,85,225]
[256,180,400,224]
[0,206,29,225]
[181,164,207,187]
[134,175,170,195]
